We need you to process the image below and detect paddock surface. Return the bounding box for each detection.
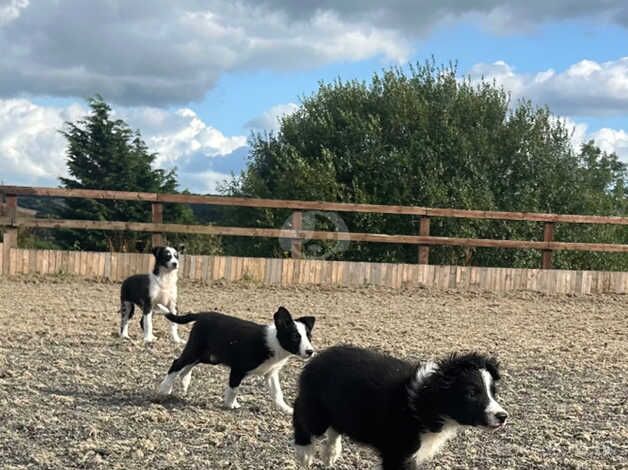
[0,277,626,469]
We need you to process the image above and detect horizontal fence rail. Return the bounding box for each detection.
[1,185,627,278]
[0,217,626,253]
[1,185,627,224]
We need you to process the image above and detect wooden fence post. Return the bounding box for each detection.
[7,194,17,225]
[2,194,18,275]
[418,216,430,264]
[291,211,303,259]
[152,202,163,248]
[542,222,554,269]
[2,229,17,275]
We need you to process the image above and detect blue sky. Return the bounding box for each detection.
[195,20,628,137]
[1,1,627,193]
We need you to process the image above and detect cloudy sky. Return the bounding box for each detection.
[1,0,628,193]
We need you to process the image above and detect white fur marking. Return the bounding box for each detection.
[295,444,315,468]
[119,301,132,338]
[413,421,459,464]
[295,321,314,357]
[267,371,293,414]
[416,361,438,382]
[408,361,438,405]
[481,369,506,426]
[154,303,170,314]
[180,365,194,394]
[224,387,240,409]
[120,322,130,338]
[159,371,177,395]
[249,324,291,376]
[143,311,156,343]
[322,428,342,467]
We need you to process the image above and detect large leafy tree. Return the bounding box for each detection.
[224,61,626,270]
[57,96,194,251]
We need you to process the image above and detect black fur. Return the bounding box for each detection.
[293,345,505,469]
[161,307,315,406]
[118,245,180,335]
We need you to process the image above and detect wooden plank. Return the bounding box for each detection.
[418,216,430,264]
[290,211,303,259]
[2,247,628,294]
[151,202,164,248]
[3,185,627,225]
[542,223,554,269]
[3,217,627,253]
[6,195,17,225]
[2,229,17,275]
[9,248,17,276]
[25,248,33,274]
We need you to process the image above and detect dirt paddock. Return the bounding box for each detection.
[0,277,626,469]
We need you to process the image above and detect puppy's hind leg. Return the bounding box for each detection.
[179,362,198,395]
[224,369,245,409]
[293,398,316,468]
[321,428,342,467]
[119,301,134,339]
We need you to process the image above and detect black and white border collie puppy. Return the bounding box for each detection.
[119,245,183,344]
[293,345,508,469]
[158,306,315,415]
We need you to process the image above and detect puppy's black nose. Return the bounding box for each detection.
[495,412,508,423]
[305,349,314,357]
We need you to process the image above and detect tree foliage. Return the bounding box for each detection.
[224,61,627,270]
[57,96,196,252]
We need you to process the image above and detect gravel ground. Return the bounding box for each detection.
[0,276,626,469]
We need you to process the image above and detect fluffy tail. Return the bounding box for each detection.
[165,313,199,324]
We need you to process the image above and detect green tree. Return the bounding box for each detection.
[224,61,627,270]
[57,96,195,252]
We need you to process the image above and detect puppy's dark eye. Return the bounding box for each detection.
[466,388,481,399]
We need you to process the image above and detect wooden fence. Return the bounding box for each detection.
[0,185,627,293]
[0,246,626,294]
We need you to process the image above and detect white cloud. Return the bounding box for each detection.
[245,103,299,132]
[0,0,28,26]
[121,107,247,167]
[0,98,82,185]
[0,98,246,192]
[0,1,410,106]
[558,117,628,163]
[178,170,231,195]
[469,58,628,116]
[7,1,627,106]
[589,128,628,162]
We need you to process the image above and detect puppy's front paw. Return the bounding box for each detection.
[226,400,241,410]
[144,335,157,344]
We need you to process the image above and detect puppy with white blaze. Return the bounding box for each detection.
[119,245,183,344]
[293,346,508,469]
[158,306,315,415]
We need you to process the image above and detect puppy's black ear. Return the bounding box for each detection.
[296,316,315,332]
[178,243,186,254]
[152,246,162,258]
[485,356,501,381]
[274,306,293,329]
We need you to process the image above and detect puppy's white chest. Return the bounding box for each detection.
[149,273,177,305]
[250,357,289,376]
[413,424,458,463]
